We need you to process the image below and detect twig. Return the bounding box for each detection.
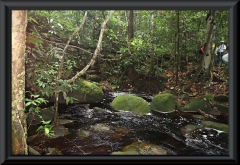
[197,108,216,120]
[62,136,87,155]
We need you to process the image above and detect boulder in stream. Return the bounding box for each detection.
[150,93,175,113]
[111,141,168,155]
[201,120,228,133]
[110,94,150,115]
[50,79,104,104]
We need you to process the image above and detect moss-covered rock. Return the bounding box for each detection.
[181,94,216,112]
[57,79,104,104]
[203,94,216,105]
[120,141,168,155]
[201,121,228,133]
[77,129,90,138]
[180,124,200,135]
[192,115,205,120]
[150,93,175,113]
[181,97,203,112]
[110,94,150,115]
[111,151,139,155]
[214,94,228,102]
[90,123,113,133]
[217,104,228,114]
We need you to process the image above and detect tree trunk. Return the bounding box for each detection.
[175,10,180,86]
[149,13,155,77]
[69,10,114,83]
[204,10,216,76]
[128,10,134,54]
[53,11,88,124]
[184,10,215,92]
[12,10,28,155]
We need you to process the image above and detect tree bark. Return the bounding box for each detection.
[12,10,28,155]
[184,10,215,92]
[149,13,155,77]
[204,10,216,75]
[128,10,134,54]
[175,10,180,86]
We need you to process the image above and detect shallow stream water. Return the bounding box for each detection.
[29,92,228,155]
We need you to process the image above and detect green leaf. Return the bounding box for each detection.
[45,127,50,135]
[42,120,52,125]
[63,92,67,100]
[25,98,32,102]
[33,94,40,98]
[36,126,43,132]
[25,101,32,107]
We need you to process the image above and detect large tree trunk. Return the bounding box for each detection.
[126,10,138,85]
[184,10,215,92]
[12,10,28,155]
[204,10,216,76]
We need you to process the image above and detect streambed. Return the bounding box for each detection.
[28,92,228,155]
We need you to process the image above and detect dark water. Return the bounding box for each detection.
[32,92,228,155]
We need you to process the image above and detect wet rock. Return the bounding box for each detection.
[77,129,90,138]
[27,107,55,126]
[111,151,139,155]
[110,94,150,115]
[93,107,110,114]
[50,125,70,138]
[90,123,113,133]
[111,133,122,140]
[112,126,129,134]
[201,121,228,133]
[214,94,228,102]
[150,93,175,113]
[181,94,216,113]
[46,147,63,155]
[59,119,74,125]
[113,141,168,155]
[192,115,205,120]
[180,124,200,135]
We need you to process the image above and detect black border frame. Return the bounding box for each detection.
[0,0,239,164]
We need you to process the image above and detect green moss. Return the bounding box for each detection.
[68,79,104,103]
[202,94,216,105]
[122,142,168,155]
[181,98,203,112]
[192,115,205,119]
[150,93,175,113]
[111,95,150,115]
[111,151,139,155]
[181,95,215,112]
[217,104,228,114]
[201,121,228,133]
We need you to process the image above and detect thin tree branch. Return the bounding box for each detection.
[53,11,88,124]
[68,10,114,84]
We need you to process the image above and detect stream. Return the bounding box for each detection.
[28,92,228,155]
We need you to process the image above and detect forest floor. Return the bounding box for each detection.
[117,64,228,107]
